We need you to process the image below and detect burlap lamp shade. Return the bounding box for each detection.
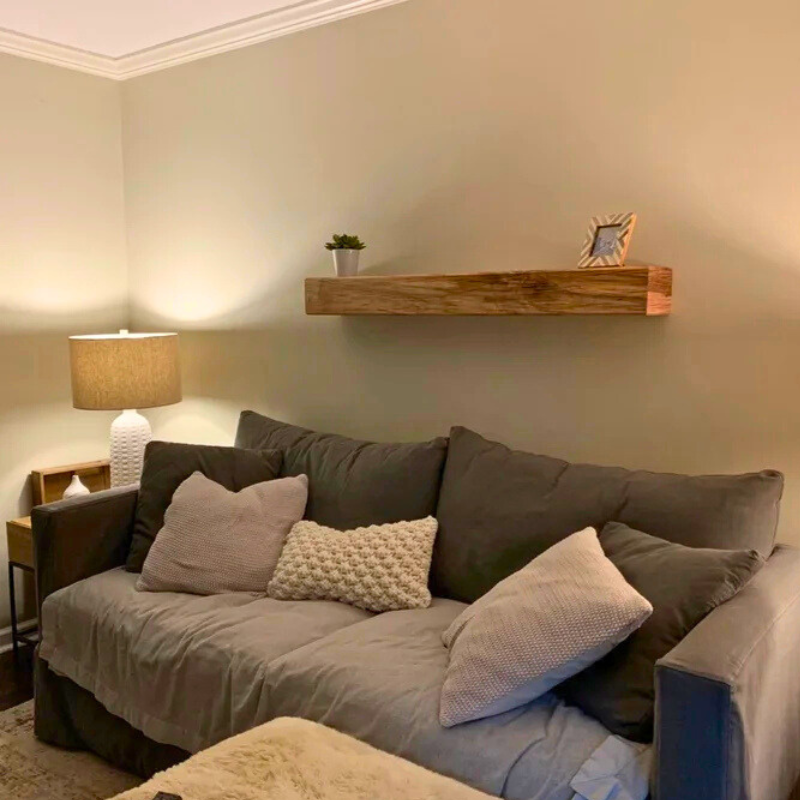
[69,332,182,486]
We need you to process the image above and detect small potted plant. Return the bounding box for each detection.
[325,234,366,277]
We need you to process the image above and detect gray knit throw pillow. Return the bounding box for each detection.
[268,517,438,612]
[137,471,308,595]
[439,527,652,727]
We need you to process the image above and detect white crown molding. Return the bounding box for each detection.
[0,27,118,79]
[0,0,410,82]
[116,0,410,79]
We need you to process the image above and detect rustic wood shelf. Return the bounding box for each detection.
[305,267,672,316]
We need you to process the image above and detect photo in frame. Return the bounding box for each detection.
[578,212,637,268]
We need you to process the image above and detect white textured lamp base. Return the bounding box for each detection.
[110,409,152,487]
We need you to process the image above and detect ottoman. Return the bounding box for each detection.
[108,717,496,800]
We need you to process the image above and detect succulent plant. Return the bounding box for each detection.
[325,234,366,251]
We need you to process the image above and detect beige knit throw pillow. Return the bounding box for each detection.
[137,471,308,595]
[439,527,653,727]
[268,517,438,612]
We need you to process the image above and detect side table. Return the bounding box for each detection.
[6,517,37,658]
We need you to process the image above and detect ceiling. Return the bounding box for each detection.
[0,1,307,58]
[0,0,406,79]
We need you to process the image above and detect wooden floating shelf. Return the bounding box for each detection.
[305,266,672,317]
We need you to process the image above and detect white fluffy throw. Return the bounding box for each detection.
[108,716,494,800]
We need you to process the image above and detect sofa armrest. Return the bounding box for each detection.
[32,486,138,618]
[654,545,800,800]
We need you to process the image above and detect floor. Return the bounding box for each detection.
[0,699,139,799]
[0,647,34,713]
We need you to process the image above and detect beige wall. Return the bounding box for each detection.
[0,54,128,632]
[6,0,795,643]
[118,0,800,543]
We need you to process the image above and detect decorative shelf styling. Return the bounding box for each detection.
[305,267,672,317]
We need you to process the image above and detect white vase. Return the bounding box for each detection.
[63,474,90,500]
[332,249,361,277]
[110,409,152,487]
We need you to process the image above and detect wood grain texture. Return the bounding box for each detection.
[31,460,111,506]
[306,267,672,316]
[6,517,33,569]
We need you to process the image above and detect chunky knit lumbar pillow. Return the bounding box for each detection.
[268,517,438,612]
[439,527,653,727]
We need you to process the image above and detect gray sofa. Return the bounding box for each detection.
[32,412,800,800]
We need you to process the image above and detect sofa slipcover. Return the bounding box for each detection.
[265,599,615,800]
[41,573,617,800]
[655,545,800,800]
[40,568,371,752]
[234,411,448,529]
[433,426,783,602]
[32,416,800,800]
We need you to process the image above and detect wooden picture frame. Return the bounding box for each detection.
[578,212,637,268]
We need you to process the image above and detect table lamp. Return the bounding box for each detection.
[69,330,182,487]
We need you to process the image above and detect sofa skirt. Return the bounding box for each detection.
[34,651,188,778]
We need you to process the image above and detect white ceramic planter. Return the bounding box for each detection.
[332,249,361,277]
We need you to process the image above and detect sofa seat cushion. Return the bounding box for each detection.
[234,411,448,530]
[265,599,614,800]
[39,568,371,753]
[434,426,783,602]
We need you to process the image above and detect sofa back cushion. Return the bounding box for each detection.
[127,441,283,572]
[137,472,309,596]
[432,427,783,603]
[235,411,449,530]
[439,527,653,728]
[557,521,764,742]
